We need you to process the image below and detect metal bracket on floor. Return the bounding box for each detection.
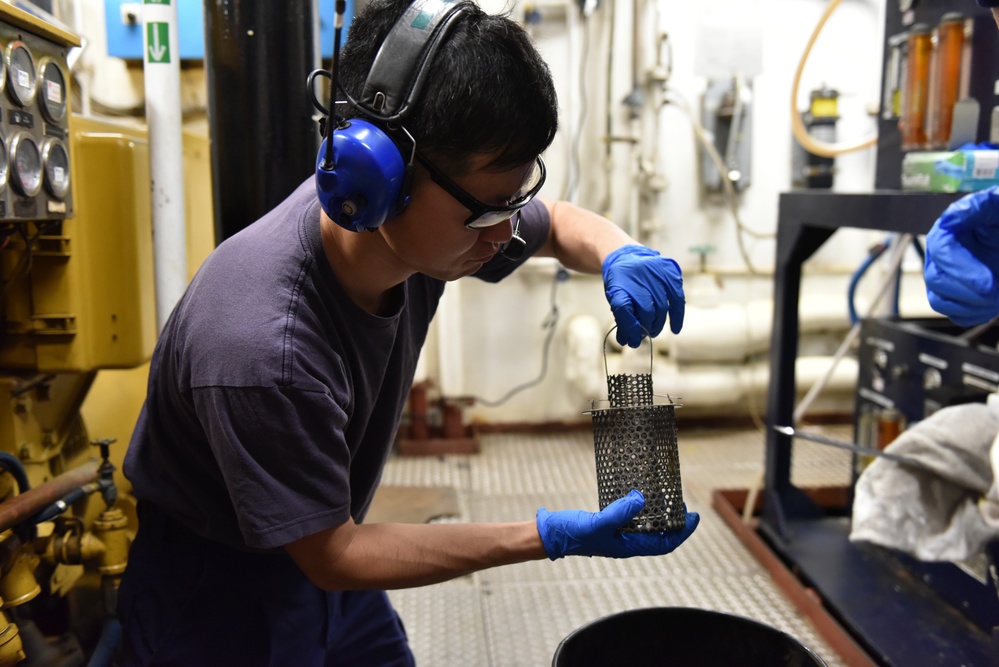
[396,382,479,456]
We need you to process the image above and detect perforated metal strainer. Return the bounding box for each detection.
[586,328,685,533]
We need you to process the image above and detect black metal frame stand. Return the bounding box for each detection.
[761,190,997,666]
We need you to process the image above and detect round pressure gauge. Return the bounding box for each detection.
[38,59,67,123]
[10,133,42,197]
[5,41,36,108]
[41,138,69,199]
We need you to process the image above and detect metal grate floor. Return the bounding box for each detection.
[382,426,854,667]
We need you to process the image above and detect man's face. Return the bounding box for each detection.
[378,153,536,281]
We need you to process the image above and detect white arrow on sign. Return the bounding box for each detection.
[148,22,169,62]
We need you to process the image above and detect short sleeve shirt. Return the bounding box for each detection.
[123,179,550,551]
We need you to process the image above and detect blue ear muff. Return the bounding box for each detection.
[315,119,412,232]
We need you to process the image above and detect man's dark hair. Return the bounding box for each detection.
[339,0,558,176]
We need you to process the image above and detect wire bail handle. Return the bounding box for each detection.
[602,325,654,380]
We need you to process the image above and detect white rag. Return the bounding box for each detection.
[849,395,999,562]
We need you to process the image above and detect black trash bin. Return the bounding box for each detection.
[553,607,828,667]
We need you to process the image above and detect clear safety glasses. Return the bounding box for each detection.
[414,153,546,229]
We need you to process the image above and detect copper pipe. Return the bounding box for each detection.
[0,460,99,533]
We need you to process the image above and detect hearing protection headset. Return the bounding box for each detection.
[315,0,474,232]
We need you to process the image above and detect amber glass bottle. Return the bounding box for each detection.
[929,14,967,148]
[900,24,932,150]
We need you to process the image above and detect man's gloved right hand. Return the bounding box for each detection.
[536,490,699,560]
[925,186,999,326]
[602,244,685,348]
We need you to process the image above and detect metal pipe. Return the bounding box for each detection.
[203,0,320,243]
[0,461,99,534]
[142,0,188,331]
[773,425,934,473]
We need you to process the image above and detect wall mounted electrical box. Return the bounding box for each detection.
[791,87,839,189]
[104,0,354,61]
[700,77,753,193]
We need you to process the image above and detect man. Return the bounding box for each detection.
[117,1,696,665]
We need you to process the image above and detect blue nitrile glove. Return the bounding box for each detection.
[602,244,685,347]
[924,187,999,326]
[536,490,700,560]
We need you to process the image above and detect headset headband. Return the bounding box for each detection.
[358,0,474,121]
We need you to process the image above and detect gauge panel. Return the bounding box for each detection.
[0,25,73,221]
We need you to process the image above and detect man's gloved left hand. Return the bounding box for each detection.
[924,187,999,326]
[536,490,700,560]
[602,244,685,347]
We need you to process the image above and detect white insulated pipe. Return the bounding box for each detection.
[142,0,187,331]
[565,311,859,412]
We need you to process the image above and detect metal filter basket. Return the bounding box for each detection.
[586,329,685,533]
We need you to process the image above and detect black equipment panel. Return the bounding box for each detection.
[856,317,999,424]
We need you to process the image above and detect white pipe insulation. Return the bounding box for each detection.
[660,297,851,364]
[643,356,858,414]
[566,310,858,415]
[142,0,187,331]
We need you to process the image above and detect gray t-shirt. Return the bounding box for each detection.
[124,179,550,551]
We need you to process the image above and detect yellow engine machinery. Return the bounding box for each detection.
[0,6,147,664]
[0,5,215,665]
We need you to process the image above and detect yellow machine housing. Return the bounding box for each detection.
[0,117,157,374]
[0,5,203,664]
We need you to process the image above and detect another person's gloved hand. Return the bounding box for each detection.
[924,187,999,326]
[536,489,699,560]
[602,244,685,347]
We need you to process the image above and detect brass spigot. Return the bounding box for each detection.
[39,504,131,578]
[80,507,130,576]
[80,439,130,577]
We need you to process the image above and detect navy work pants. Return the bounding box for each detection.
[118,504,415,667]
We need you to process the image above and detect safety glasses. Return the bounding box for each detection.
[414,153,546,229]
